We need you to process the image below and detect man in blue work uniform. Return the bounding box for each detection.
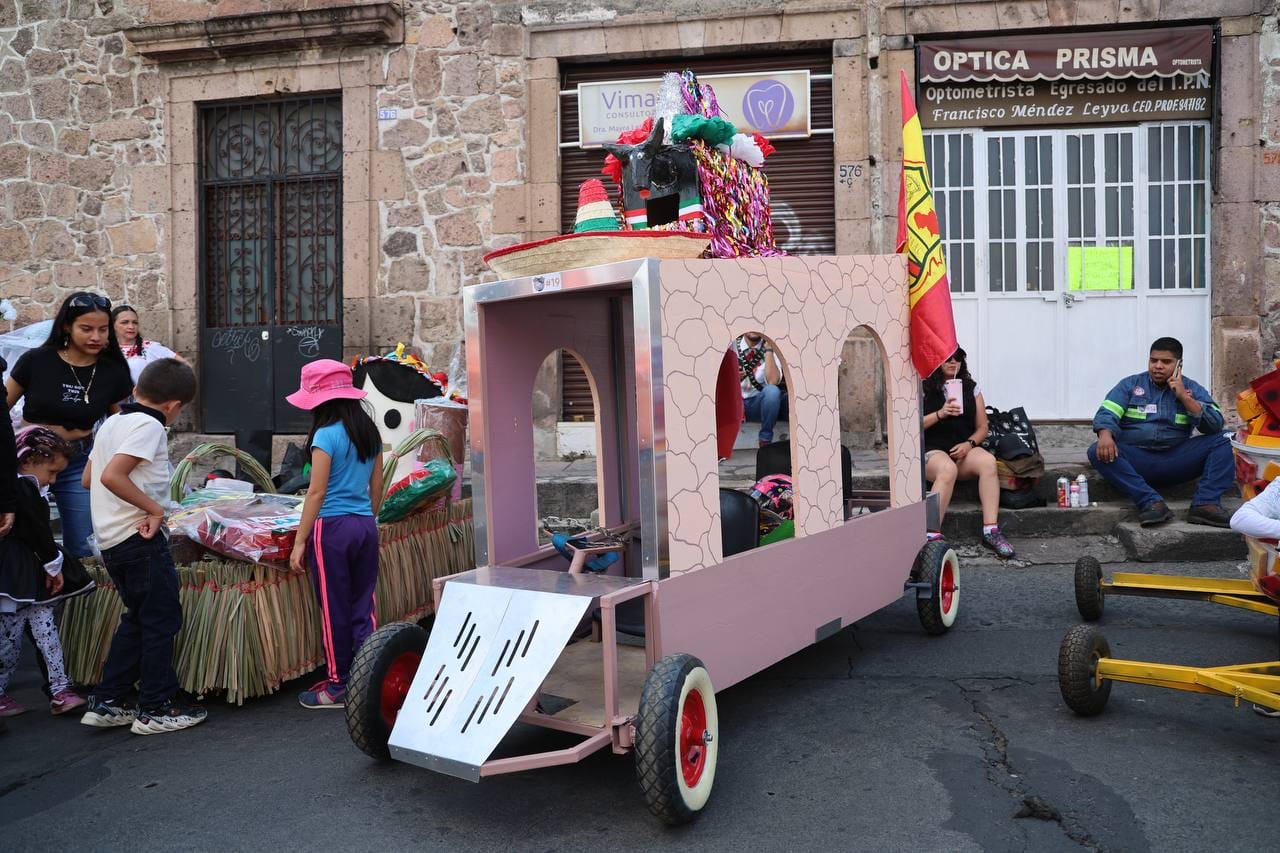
[1087,336,1233,528]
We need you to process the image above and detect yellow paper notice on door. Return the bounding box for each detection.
[1068,246,1134,291]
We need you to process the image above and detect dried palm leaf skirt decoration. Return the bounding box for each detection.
[61,499,474,705]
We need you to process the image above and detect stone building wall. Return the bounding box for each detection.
[1260,12,1280,364]
[0,0,530,375]
[1,0,1277,451]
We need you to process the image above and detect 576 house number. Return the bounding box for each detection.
[839,164,864,187]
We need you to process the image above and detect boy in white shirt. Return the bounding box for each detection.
[78,358,205,735]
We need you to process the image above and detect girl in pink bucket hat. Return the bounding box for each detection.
[286,359,384,710]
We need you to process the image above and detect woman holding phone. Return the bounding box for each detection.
[4,292,133,557]
[921,347,1014,558]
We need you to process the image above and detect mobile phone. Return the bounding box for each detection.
[1174,359,1183,380]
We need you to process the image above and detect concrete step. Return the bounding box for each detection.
[941,501,1129,541]
[1115,519,1248,562]
[943,498,1245,565]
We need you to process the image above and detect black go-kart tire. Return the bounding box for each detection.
[1058,624,1113,716]
[1074,556,1105,622]
[915,539,960,635]
[346,621,429,760]
[635,653,719,825]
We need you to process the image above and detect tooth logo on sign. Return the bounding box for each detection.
[742,79,795,133]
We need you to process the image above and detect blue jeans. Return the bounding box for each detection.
[1087,432,1235,511]
[743,384,788,443]
[96,533,182,708]
[52,446,92,558]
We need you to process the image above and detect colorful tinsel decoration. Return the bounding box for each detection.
[602,70,784,258]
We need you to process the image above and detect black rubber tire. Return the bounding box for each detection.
[1057,624,1113,716]
[1074,556,1105,622]
[635,653,718,825]
[346,621,428,760]
[915,540,960,636]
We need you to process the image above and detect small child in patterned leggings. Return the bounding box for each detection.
[0,427,95,716]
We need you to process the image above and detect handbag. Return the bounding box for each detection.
[983,406,1040,457]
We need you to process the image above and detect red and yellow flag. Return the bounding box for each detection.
[896,71,958,378]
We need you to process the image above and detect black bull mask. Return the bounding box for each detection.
[602,118,703,230]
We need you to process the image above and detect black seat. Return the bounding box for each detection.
[755,439,853,502]
[720,487,760,557]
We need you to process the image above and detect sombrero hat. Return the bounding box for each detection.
[483,179,711,278]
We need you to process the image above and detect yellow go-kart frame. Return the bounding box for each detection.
[1058,556,1280,717]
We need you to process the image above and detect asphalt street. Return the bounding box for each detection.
[2,558,1278,852]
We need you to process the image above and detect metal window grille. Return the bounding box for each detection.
[1147,123,1209,289]
[926,132,976,294]
[200,95,343,329]
[925,121,1210,296]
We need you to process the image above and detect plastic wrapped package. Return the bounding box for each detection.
[170,491,304,565]
[378,459,457,525]
[414,397,467,500]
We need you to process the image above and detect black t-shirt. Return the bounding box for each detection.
[11,347,133,431]
[923,378,979,454]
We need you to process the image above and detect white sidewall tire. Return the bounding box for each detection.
[674,666,718,812]
[940,549,960,628]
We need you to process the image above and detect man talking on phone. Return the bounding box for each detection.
[1087,336,1233,527]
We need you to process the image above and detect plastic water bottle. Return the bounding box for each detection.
[1076,474,1090,507]
[1069,481,1081,508]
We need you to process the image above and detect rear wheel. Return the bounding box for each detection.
[1074,556,1105,621]
[346,621,428,760]
[635,653,719,825]
[1058,624,1113,716]
[915,540,960,635]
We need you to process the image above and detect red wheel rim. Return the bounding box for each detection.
[380,651,421,728]
[679,689,709,787]
[940,559,956,615]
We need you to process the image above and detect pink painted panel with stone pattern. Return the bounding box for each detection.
[656,256,920,576]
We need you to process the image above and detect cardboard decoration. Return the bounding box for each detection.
[602,118,706,232]
[353,358,444,485]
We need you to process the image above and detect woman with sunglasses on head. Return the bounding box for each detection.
[922,347,1014,559]
[111,305,188,386]
[4,292,133,557]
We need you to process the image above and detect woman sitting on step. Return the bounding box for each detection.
[922,347,1014,559]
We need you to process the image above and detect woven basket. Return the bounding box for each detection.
[170,442,276,503]
[483,231,711,278]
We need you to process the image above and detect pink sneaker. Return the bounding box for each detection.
[50,690,87,715]
[0,695,27,717]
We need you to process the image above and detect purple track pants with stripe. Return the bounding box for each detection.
[308,515,380,685]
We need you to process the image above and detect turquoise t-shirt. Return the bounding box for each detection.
[312,422,375,518]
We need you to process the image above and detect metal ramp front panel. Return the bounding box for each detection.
[388,579,591,781]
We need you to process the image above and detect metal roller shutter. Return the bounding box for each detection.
[558,52,835,419]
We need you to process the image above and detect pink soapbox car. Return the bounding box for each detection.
[343,256,959,824]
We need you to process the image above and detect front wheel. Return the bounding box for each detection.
[1057,624,1113,716]
[915,540,960,635]
[634,653,719,825]
[346,621,428,760]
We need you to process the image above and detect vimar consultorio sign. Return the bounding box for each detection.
[576,70,810,148]
[917,26,1213,129]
